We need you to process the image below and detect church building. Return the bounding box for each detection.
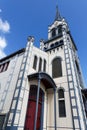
[0,6,87,130]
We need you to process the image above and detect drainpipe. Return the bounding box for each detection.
[54,88,57,130]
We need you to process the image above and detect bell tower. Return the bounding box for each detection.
[40,5,87,130]
[40,6,68,50]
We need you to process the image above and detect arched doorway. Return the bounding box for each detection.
[24,85,44,130]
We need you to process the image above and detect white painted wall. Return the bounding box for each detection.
[0,54,24,114]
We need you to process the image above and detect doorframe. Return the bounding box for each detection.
[24,83,45,130]
[28,72,57,130]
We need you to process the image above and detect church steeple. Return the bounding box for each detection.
[55,5,62,21]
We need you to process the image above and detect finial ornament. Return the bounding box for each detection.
[55,5,62,21]
[27,36,34,42]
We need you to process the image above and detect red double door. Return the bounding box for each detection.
[24,86,43,130]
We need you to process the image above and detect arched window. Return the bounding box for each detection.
[55,42,59,46]
[75,60,83,86]
[43,59,46,72]
[52,57,62,78]
[58,89,64,98]
[58,25,62,35]
[75,60,80,73]
[52,28,56,37]
[50,43,54,48]
[33,55,38,70]
[38,58,42,72]
[58,88,66,117]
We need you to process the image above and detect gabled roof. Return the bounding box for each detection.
[0,48,25,63]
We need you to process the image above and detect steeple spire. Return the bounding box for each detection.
[55,5,62,21]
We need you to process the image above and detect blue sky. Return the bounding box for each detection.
[0,0,87,86]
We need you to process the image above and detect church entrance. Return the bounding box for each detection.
[24,85,44,130]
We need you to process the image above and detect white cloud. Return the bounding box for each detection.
[0,9,2,13]
[0,18,10,33]
[0,37,7,48]
[0,17,10,58]
[0,37,7,59]
[0,49,6,58]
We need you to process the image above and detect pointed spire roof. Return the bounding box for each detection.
[55,5,62,21]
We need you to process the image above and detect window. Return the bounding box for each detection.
[58,25,62,35]
[44,47,47,50]
[0,61,9,73]
[55,42,59,46]
[75,60,80,73]
[43,59,46,72]
[75,60,83,86]
[50,44,54,48]
[38,58,42,72]
[58,89,64,98]
[52,28,56,37]
[52,58,62,78]
[60,40,63,44]
[33,55,38,70]
[58,89,66,117]
[0,115,5,129]
[82,91,87,117]
[59,100,66,117]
